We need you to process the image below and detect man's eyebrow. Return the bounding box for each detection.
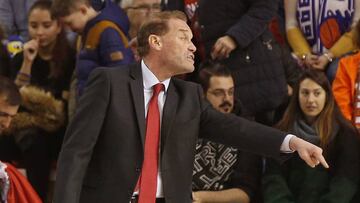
[179,29,191,34]
[178,29,193,38]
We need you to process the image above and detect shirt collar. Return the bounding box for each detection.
[141,60,170,91]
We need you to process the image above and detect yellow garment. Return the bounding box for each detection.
[330,29,355,58]
[287,27,355,58]
[286,27,311,57]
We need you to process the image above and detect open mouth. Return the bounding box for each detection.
[188,55,194,61]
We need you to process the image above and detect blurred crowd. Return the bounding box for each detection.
[1,0,360,202]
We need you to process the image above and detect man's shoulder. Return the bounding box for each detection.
[172,77,201,91]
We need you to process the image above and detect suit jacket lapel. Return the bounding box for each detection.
[129,63,146,148]
[161,80,178,154]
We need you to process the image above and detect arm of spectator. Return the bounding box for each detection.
[318,128,360,203]
[284,0,312,57]
[281,45,302,87]
[262,159,295,203]
[328,0,360,58]
[224,0,278,49]
[99,28,134,67]
[332,58,353,121]
[14,39,39,87]
[192,188,250,203]
[0,0,14,37]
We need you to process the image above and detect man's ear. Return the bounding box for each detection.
[148,35,162,50]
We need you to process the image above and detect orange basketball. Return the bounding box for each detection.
[319,18,341,49]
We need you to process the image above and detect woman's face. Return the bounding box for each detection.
[299,78,327,124]
[28,8,61,47]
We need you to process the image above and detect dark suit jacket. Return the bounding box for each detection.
[54,63,287,203]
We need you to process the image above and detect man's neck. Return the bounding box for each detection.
[143,57,171,82]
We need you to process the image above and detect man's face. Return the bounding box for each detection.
[159,18,196,76]
[0,98,19,134]
[126,0,161,38]
[206,76,234,114]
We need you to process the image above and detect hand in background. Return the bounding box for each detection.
[211,36,237,60]
[23,38,39,62]
[303,53,318,69]
[289,136,329,168]
[312,53,332,70]
[313,52,334,70]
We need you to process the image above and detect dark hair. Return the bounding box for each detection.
[198,60,232,92]
[28,0,72,80]
[0,76,21,106]
[51,0,90,17]
[137,10,187,57]
[29,0,54,19]
[276,69,354,148]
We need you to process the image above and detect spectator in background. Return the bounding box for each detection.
[4,0,75,200]
[0,75,42,203]
[121,0,161,39]
[263,69,360,203]
[120,0,161,61]
[0,0,38,41]
[285,0,360,81]
[192,61,261,203]
[333,20,360,132]
[198,0,295,126]
[52,0,134,97]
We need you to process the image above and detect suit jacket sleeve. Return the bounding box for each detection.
[198,85,288,162]
[54,68,111,203]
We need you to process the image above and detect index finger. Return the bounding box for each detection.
[314,153,329,168]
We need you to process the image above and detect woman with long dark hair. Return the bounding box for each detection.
[263,69,360,203]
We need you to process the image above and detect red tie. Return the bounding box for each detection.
[138,83,164,203]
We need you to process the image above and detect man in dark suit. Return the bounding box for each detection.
[54,11,328,203]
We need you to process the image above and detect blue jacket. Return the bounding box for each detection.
[77,0,134,96]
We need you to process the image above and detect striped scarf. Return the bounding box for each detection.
[296,0,354,53]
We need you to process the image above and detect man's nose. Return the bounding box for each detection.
[189,42,197,52]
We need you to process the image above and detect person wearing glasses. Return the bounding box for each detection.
[193,61,261,203]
